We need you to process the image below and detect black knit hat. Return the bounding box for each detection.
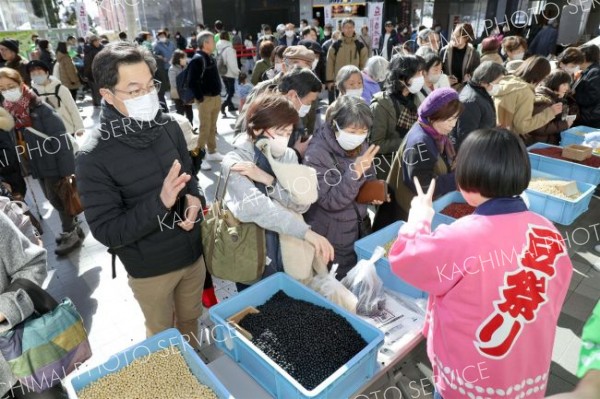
[0,39,19,53]
[26,60,51,73]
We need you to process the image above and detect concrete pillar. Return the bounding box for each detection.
[125,0,137,39]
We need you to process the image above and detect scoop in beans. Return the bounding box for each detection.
[77,347,218,399]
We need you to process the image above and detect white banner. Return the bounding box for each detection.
[76,2,89,38]
[369,2,384,51]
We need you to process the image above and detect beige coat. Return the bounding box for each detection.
[53,51,81,90]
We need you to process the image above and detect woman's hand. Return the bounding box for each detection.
[0,313,5,323]
[304,230,335,264]
[407,176,436,226]
[231,162,274,186]
[551,102,564,115]
[353,145,380,179]
[448,75,459,86]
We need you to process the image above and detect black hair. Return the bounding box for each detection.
[171,49,187,67]
[278,67,322,98]
[540,70,572,91]
[119,31,127,40]
[38,39,50,50]
[92,42,157,89]
[456,128,530,198]
[579,44,600,64]
[385,54,425,94]
[56,41,68,55]
[422,52,442,71]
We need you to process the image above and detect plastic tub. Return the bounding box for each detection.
[209,273,384,399]
[528,142,600,186]
[431,191,469,225]
[70,328,232,398]
[354,221,427,299]
[560,126,599,147]
[526,170,596,225]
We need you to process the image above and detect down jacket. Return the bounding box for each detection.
[76,104,203,278]
[452,82,497,149]
[574,62,600,128]
[302,123,375,278]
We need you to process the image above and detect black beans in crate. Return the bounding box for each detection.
[238,291,368,390]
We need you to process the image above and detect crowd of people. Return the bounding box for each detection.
[0,16,598,399]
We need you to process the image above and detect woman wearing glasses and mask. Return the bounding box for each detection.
[222,93,334,290]
[0,67,81,256]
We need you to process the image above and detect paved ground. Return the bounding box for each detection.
[25,92,599,397]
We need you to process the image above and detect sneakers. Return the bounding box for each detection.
[205,152,224,162]
[55,226,85,244]
[200,160,212,171]
[55,228,83,256]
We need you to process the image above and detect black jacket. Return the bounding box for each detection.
[22,100,75,179]
[187,50,222,101]
[83,44,104,81]
[574,63,600,128]
[378,30,399,60]
[452,82,497,149]
[76,104,204,278]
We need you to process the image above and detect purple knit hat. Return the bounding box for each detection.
[417,87,459,119]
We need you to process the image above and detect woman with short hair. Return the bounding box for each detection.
[303,96,380,279]
[223,94,334,289]
[555,47,585,76]
[529,70,578,144]
[335,65,363,98]
[415,52,451,106]
[361,55,388,104]
[370,55,424,179]
[453,61,506,149]
[251,41,275,85]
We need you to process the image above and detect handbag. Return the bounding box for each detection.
[0,279,92,393]
[55,175,84,217]
[201,166,266,285]
[356,180,388,204]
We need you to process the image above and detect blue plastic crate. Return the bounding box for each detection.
[431,191,470,225]
[208,273,384,399]
[70,329,232,398]
[526,170,596,225]
[560,126,599,147]
[354,221,428,299]
[528,142,600,186]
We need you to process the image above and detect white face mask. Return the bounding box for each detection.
[267,134,289,157]
[345,88,363,98]
[564,65,580,74]
[407,76,425,93]
[428,73,441,84]
[285,30,295,38]
[122,90,160,121]
[159,37,167,43]
[274,62,283,73]
[2,88,22,102]
[31,74,48,85]
[311,58,318,70]
[335,121,367,151]
[487,83,501,96]
[295,93,311,117]
[232,31,237,36]
[512,52,525,60]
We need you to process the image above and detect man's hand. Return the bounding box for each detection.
[178,194,202,231]
[293,136,312,158]
[160,160,191,209]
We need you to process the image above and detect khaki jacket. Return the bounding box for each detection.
[326,35,369,82]
[494,75,555,135]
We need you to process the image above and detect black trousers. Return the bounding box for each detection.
[221,77,236,111]
[173,99,194,125]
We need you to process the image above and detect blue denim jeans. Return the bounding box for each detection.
[433,391,443,399]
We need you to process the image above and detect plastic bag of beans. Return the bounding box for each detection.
[309,264,358,313]
[341,247,386,316]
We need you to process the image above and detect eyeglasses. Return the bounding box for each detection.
[112,79,161,98]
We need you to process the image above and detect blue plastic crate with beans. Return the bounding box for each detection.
[560,126,599,147]
[209,272,384,399]
[528,142,600,186]
[354,220,431,299]
[526,170,596,226]
[431,190,469,225]
[70,328,232,398]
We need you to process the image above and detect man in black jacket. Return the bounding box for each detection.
[378,21,399,61]
[76,42,206,348]
[187,31,224,171]
[83,36,104,106]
